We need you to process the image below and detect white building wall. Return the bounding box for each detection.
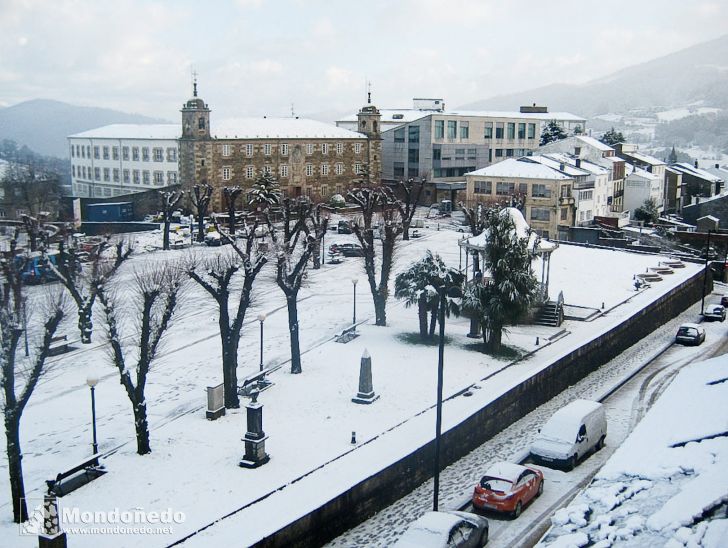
[69,137,179,198]
[623,174,654,217]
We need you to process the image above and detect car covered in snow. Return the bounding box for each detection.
[675,323,706,345]
[703,304,726,322]
[394,511,488,547]
[472,461,543,518]
[330,243,364,257]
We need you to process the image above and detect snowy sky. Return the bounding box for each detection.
[2,0,728,121]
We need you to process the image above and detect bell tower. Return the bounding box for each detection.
[356,82,382,183]
[179,74,211,189]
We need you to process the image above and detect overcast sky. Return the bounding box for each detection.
[2,0,728,121]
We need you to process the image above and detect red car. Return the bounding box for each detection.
[472,462,544,518]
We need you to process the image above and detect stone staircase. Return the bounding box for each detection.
[534,300,564,327]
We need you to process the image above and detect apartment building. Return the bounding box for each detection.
[464,157,576,239]
[68,125,180,198]
[623,165,664,218]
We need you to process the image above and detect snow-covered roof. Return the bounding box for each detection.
[483,461,527,484]
[467,158,572,180]
[546,153,608,176]
[623,151,666,166]
[530,155,591,177]
[627,166,660,180]
[444,109,585,122]
[337,109,429,125]
[69,124,181,140]
[671,163,724,182]
[462,207,558,254]
[576,135,614,152]
[212,117,365,140]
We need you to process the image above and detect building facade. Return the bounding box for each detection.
[464,157,576,238]
[68,125,180,198]
[179,88,379,210]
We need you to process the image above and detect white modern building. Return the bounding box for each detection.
[68,124,181,198]
[623,165,663,218]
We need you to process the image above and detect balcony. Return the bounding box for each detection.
[559,195,575,206]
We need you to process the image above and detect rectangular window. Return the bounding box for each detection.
[281,143,289,156]
[435,120,444,139]
[518,183,528,196]
[305,164,314,176]
[335,163,344,175]
[474,181,492,194]
[447,120,457,139]
[460,122,469,139]
[354,163,362,174]
[496,182,515,195]
[531,207,551,221]
[86,146,91,158]
[70,146,75,158]
[527,123,536,139]
[72,165,76,177]
[167,172,178,184]
[153,147,163,162]
[246,166,255,179]
[321,163,329,176]
[142,148,150,161]
[467,148,477,159]
[80,146,85,158]
[408,167,418,177]
[280,164,289,177]
[154,171,164,185]
[455,148,465,160]
[532,184,551,198]
[518,123,526,139]
[113,168,120,182]
[143,171,150,185]
[263,143,272,156]
[132,147,139,161]
[103,168,110,182]
[103,146,109,160]
[222,144,231,157]
[103,187,112,197]
[495,123,504,139]
[133,170,140,184]
[306,143,314,155]
[561,185,571,198]
[112,147,119,160]
[222,167,231,181]
[321,143,329,155]
[262,165,272,176]
[495,149,504,158]
[94,146,100,159]
[408,148,419,163]
[507,123,515,140]
[394,128,405,143]
[167,147,177,162]
[506,149,514,157]
[408,126,420,143]
[393,162,405,177]
[246,144,254,157]
[123,169,130,183]
[433,148,441,161]
[484,123,493,139]
[561,207,568,221]
[122,147,129,161]
[320,184,329,197]
[335,142,343,155]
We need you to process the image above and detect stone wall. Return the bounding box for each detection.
[253,268,707,547]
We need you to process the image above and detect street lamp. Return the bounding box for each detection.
[257,313,267,372]
[86,374,99,455]
[352,279,358,325]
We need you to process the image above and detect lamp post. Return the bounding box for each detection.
[257,313,266,372]
[701,230,712,315]
[321,229,326,265]
[352,279,358,325]
[86,374,99,455]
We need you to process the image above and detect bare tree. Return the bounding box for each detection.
[389,178,424,241]
[269,198,315,374]
[223,186,244,235]
[0,261,67,522]
[97,264,185,455]
[159,190,183,250]
[306,204,329,269]
[50,238,133,343]
[186,222,267,408]
[189,182,213,243]
[348,187,403,326]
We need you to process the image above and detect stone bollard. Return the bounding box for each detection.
[352,349,379,404]
[239,390,270,468]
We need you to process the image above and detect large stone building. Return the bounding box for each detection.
[68,124,180,199]
[179,86,380,209]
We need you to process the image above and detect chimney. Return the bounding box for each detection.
[694,159,699,168]
[716,163,720,169]
[576,158,581,168]
[559,162,565,171]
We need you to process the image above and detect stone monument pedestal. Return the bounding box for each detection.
[352,349,379,404]
[239,399,269,468]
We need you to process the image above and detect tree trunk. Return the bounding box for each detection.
[418,294,428,339]
[5,415,28,523]
[429,306,438,338]
[134,401,151,455]
[163,219,171,251]
[286,294,302,374]
[485,327,502,353]
[197,215,205,243]
[221,334,240,409]
[312,240,321,269]
[78,304,93,344]
[402,220,411,241]
[373,292,387,326]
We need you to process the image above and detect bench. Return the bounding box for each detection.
[335,324,359,344]
[46,453,106,496]
[238,368,275,397]
[49,335,69,356]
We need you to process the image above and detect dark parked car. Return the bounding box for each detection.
[331,243,364,257]
[720,295,728,308]
[675,323,706,345]
[394,511,488,547]
[337,220,352,234]
[704,304,726,322]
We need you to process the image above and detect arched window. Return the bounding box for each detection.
[198,117,206,130]
[361,120,367,129]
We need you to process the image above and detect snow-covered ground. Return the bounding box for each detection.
[539,353,728,547]
[0,225,705,547]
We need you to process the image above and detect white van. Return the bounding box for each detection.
[530,399,607,470]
